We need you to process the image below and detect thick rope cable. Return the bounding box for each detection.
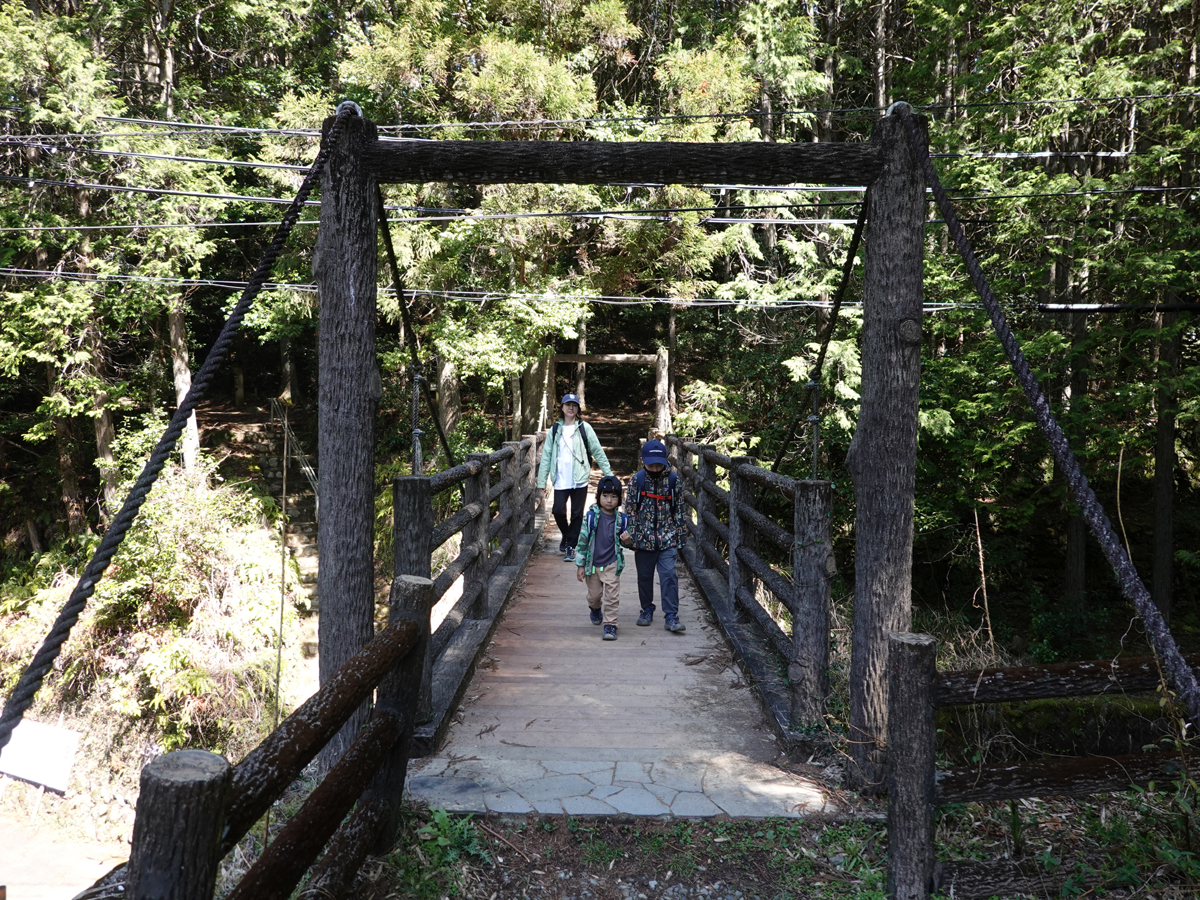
[0,104,356,755]
[766,187,871,477]
[898,109,1200,727]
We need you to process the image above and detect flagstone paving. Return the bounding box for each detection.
[406,515,836,818]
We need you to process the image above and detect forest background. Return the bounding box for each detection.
[0,0,1198,775]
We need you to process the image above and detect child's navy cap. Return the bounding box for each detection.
[560,393,581,406]
[597,475,623,496]
[641,440,669,465]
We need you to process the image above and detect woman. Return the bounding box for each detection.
[536,393,612,561]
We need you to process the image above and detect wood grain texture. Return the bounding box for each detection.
[367,139,883,186]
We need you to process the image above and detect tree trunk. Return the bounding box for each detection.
[280,335,300,401]
[168,301,200,471]
[575,318,587,409]
[47,364,87,536]
[509,374,523,441]
[874,0,888,112]
[668,306,677,415]
[1063,308,1089,606]
[436,356,462,439]
[844,110,925,792]
[1153,312,1180,623]
[86,325,118,516]
[314,111,379,772]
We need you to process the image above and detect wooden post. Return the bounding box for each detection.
[694,445,716,568]
[500,441,522,564]
[887,633,937,900]
[844,105,927,791]
[464,452,491,618]
[392,476,433,722]
[314,108,379,770]
[727,456,757,618]
[654,347,671,435]
[126,750,231,900]
[790,480,834,727]
[522,434,539,533]
[369,575,434,854]
[546,355,559,421]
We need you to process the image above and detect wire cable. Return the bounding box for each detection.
[0,104,356,757]
[900,107,1200,727]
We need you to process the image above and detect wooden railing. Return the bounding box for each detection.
[84,575,431,900]
[83,431,548,900]
[888,633,1198,900]
[664,435,836,734]
[393,431,548,753]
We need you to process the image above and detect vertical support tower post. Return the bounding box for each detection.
[844,104,927,790]
[789,479,833,726]
[314,107,379,769]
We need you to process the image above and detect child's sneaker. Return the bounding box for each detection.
[636,609,653,627]
[564,547,576,562]
[589,607,603,625]
[664,615,686,633]
[603,624,618,641]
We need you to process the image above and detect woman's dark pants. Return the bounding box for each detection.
[553,486,589,550]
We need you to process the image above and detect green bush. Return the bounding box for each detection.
[0,411,305,757]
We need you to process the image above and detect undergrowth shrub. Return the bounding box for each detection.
[0,411,306,760]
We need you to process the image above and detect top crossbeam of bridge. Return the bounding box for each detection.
[364,139,884,186]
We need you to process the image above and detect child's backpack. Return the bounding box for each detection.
[585,507,629,534]
[550,420,596,468]
[632,468,678,516]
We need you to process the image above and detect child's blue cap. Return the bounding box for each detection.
[561,393,581,406]
[641,440,669,465]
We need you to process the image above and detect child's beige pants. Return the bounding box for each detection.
[585,567,621,626]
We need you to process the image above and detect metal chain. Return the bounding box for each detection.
[898,109,1200,726]
[0,104,358,755]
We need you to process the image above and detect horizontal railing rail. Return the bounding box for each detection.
[665,435,835,737]
[888,634,1200,899]
[393,431,549,753]
[90,577,432,900]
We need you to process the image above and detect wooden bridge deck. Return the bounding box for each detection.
[406,511,836,818]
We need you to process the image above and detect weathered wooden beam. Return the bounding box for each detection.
[366,139,883,186]
[790,480,833,727]
[127,750,231,900]
[887,633,938,900]
[935,654,1200,707]
[937,750,1196,804]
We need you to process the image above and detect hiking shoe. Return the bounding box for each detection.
[564,548,576,562]
[589,607,603,625]
[603,624,618,641]
[636,608,653,627]
[665,615,686,633]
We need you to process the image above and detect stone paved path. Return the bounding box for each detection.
[406,515,834,818]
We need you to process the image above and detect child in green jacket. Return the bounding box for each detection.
[575,475,628,641]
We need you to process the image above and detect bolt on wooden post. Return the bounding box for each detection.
[126,750,231,900]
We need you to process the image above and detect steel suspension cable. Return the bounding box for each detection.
[898,108,1200,726]
[0,103,357,754]
[766,188,871,478]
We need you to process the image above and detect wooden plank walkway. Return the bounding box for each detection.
[406,508,836,818]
